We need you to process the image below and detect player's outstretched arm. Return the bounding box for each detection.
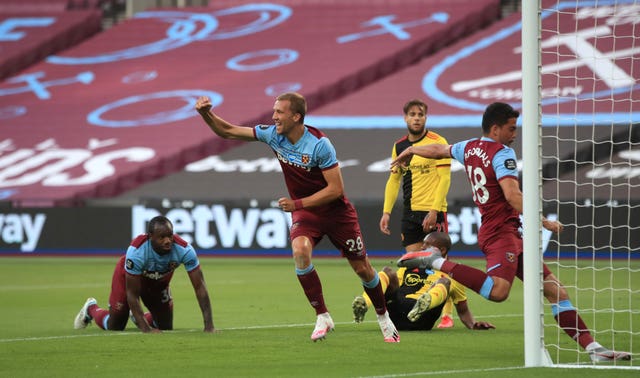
[455,300,495,330]
[195,96,255,141]
[390,144,451,169]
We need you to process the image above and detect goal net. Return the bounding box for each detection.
[522,0,639,368]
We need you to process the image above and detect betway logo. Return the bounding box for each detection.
[0,213,46,252]
[446,207,555,253]
[133,204,555,252]
[132,205,292,249]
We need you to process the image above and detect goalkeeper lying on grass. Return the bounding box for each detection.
[352,232,494,331]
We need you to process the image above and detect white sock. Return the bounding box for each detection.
[585,341,602,351]
[432,257,445,270]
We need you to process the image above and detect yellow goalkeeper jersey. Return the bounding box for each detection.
[393,267,467,304]
[363,267,467,306]
[383,131,451,213]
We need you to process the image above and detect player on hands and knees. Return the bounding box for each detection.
[74,216,216,333]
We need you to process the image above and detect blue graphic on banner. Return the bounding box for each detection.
[0,105,26,120]
[201,3,292,40]
[4,2,635,131]
[337,12,449,43]
[0,17,55,41]
[0,189,17,199]
[227,49,298,71]
[87,90,223,127]
[46,4,292,65]
[121,71,158,84]
[0,71,94,100]
[421,0,640,126]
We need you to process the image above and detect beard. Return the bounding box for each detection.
[408,127,425,136]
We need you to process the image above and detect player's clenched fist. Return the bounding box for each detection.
[195,96,212,112]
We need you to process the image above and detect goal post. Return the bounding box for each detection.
[521,0,548,367]
[522,0,639,369]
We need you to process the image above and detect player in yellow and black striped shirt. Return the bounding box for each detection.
[379,99,451,249]
[379,99,454,327]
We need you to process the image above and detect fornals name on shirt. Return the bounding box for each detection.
[463,147,491,168]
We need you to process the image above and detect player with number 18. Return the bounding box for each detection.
[393,102,630,362]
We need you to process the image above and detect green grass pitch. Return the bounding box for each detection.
[0,256,637,377]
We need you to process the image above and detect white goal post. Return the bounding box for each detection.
[521,0,545,367]
[522,0,638,369]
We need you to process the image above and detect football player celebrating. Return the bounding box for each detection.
[394,102,630,362]
[195,92,399,343]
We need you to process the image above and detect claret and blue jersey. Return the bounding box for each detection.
[450,136,518,183]
[124,234,200,282]
[450,136,521,239]
[254,124,340,200]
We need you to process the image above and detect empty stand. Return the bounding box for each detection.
[0,0,500,206]
[0,10,102,80]
[114,3,639,204]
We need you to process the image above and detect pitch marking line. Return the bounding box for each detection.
[357,366,525,377]
[0,313,521,343]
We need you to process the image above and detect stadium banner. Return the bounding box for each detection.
[0,200,637,258]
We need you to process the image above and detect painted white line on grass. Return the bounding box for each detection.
[0,322,333,343]
[356,366,525,377]
[553,364,640,371]
[357,364,640,376]
[358,366,525,378]
[0,283,105,291]
[0,313,524,343]
[1,331,142,342]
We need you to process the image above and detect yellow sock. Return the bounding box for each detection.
[442,297,453,317]
[427,283,448,310]
[379,271,390,293]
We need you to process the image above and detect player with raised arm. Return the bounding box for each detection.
[393,102,630,362]
[74,216,216,333]
[195,92,399,343]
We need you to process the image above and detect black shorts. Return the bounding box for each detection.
[400,209,448,247]
[385,289,445,331]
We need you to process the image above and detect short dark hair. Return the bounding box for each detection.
[403,99,428,115]
[147,215,172,234]
[481,102,520,134]
[277,92,307,122]
[425,232,452,254]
